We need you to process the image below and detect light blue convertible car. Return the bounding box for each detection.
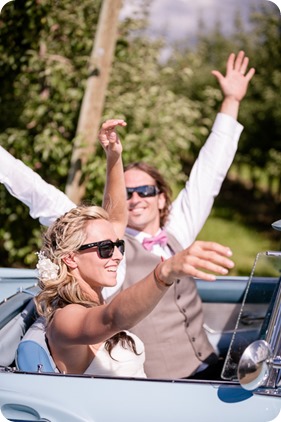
[0,251,281,422]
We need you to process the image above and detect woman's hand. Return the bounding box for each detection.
[159,240,235,283]
[98,119,127,159]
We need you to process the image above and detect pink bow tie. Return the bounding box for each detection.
[142,230,168,251]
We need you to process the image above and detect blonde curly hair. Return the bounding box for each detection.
[35,205,139,357]
[35,205,109,323]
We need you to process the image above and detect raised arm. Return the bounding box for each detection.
[0,120,127,229]
[0,146,75,226]
[212,50,255,119]
[166,51,255,248]
[98,119,128,238]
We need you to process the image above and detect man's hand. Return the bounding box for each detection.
[212,50,255,103]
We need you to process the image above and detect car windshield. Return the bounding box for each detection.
[222,251,281,381]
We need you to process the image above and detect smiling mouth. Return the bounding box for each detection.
[107,267,118,272]
[129,207,145,213]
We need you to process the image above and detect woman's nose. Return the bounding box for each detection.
[112,245,123,259]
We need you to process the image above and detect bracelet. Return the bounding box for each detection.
[153,263,174,288]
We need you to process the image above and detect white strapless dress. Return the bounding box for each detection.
[84,331,146,378]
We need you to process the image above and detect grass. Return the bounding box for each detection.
[196,214,280,277]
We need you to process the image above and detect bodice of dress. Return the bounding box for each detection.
[84,331,146,378]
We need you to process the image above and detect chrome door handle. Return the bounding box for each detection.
[2,403,51,421]
[8,419,51,422]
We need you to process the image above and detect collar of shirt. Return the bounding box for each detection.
[125,227,172,259]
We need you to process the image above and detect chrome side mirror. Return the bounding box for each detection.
[238,340,281,391]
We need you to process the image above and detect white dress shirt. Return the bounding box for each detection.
[0,147,75,226]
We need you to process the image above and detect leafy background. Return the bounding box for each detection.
[0,0,281,273]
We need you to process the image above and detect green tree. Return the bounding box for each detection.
[0,1,280,270]
[0,0,202,267]
[164,5,281,197]
[0,0,102,266]
[239,7,281,194]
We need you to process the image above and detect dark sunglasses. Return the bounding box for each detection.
[78,239,125,259]
[126,185,160,200]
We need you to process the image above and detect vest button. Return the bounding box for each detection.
[198,352,202,357]
[192,337,196,342]
[177,295,181,300]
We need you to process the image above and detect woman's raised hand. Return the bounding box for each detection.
[98,119,127,157]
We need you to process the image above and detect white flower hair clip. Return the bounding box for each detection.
[36,251,59,281]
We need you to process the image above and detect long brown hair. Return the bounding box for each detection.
[124,162,172,227]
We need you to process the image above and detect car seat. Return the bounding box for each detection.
[16,317,58,373]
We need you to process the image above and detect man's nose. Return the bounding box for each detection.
[129,191,141,201]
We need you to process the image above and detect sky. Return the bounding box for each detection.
[120,0,279,45]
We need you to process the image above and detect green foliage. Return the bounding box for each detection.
[0,0,102,266]
[165,5,281,196]
[93,20,207,194]
[0,1,280,274]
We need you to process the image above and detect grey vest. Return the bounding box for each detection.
[122,232,215,379]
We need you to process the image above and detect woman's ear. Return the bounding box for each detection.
[62,253,77,269]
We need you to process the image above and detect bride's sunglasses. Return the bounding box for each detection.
[78,239,125,259]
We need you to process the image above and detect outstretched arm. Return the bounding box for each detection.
[0,120,126,230]
[98,119,127,238]
[212,50,255,119]
[48,239,234,373]
[166,51,255,248]
[0,146,75,226]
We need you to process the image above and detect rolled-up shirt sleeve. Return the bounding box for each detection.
[166,113,243,248]
[0,146,75,226]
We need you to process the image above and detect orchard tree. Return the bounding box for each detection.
[0,0,102,266]
[0,0,202,267]
[162,4,281,195]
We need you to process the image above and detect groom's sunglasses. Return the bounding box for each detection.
[126,185,160,200]
[78,239,125,259]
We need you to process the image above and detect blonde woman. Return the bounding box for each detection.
[35,202,234,377]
